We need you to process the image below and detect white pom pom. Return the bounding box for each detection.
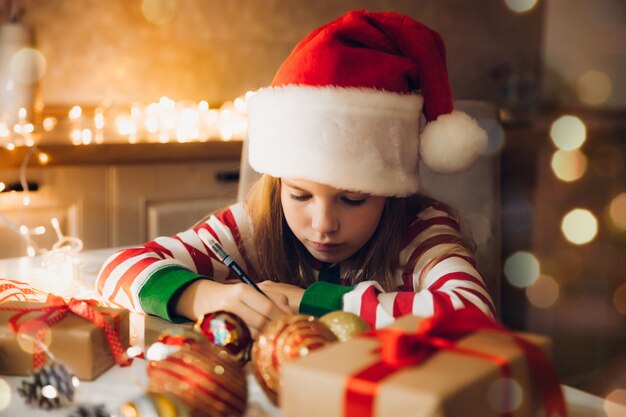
[419,110,488,174]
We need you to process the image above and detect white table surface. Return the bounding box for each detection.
[1,249,625,417]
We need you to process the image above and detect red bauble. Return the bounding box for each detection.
[251,314,338,405]
[148,343,247,417]
[193,310,252,365]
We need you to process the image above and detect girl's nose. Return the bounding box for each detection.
[311,201,339,234]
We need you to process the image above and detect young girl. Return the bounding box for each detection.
[96,10,495,335]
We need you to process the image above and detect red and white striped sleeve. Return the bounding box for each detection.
[96,202,257,312]
[343,205,496,329]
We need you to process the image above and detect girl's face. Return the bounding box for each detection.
[280,178,386,264]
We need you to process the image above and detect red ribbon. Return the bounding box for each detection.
[344,308,567,417]
[0,294,132,370]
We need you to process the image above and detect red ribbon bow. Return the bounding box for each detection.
[345,308,567,417]
[1,294,132,370]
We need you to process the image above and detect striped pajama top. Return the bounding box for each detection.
[96,201,495,328]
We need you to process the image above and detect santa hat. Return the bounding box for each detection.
[247,10,487,196]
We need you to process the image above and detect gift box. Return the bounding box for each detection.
[0,300,130,381]
[282,311,566,417]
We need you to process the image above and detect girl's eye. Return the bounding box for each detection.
[289,193,310,202]
[341,196,367,206]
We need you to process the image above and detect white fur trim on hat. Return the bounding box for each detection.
[247,85,424,196]
[419,110,488,174]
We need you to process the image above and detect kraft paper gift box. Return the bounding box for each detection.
[282,312,564,417]
[0,301,130,381]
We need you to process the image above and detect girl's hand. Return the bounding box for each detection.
[258,281,305,314]
[174,279,291,336]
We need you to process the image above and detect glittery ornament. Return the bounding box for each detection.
[17,361,79,409]
[120,392,190,417]
[193,310,252,365]
[319,311,370,342]
[148,343,247,417]
[146,328,207,362]
[251,314,338,405]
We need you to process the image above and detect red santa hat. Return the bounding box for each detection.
[247,10,487,196]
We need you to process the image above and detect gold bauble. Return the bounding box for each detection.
[319,311,370,342]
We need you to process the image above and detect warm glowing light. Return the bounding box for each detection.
[11,47,47,83]
[33,226,46,235]
[604,389,626,417]
[550,115,586,150]
[43,116,57,131]
[23,123,34,133]
[126,346,143,358]
[94,108,105,129]
[613,283,626,315]
[6,142,15,151]
[81,129,93,145]
[198,100,209,111]
[234,97,246,113]
[550,149,587,182]
[487,377,523,412]
[38,152,49,165]
[0,123,9,137]
[41,384,58,399]
[25,137,34,147]
[0,378,10,412]
[0,182,5,192]
[526,275,560,308]
[26,246,36,257]
[504,251,540,288]
[71,128,82,145]
[577,70,612,106]
[608,193,626,231]
[504,0,538,13]
[142,0,178,25]
[18,107,27,120]
[22,195,30,206]
[69,105,82,120]
[561,209,598,245]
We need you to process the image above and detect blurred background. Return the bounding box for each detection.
[0,0,624,408]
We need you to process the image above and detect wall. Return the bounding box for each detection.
[22,0,544,106]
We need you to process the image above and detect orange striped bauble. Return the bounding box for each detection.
[147,343,247,417]
[251,314,338,405]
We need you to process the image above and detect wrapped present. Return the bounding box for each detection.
[0,296,131,380]
[282,309,567,417]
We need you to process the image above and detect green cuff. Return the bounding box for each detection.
[138,265,210,323]
[299,281,354,317]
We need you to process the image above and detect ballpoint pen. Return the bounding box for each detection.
[198,228,271,299]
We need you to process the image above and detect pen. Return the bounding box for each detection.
[198,228,271,299]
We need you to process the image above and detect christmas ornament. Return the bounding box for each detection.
[120,392,190,417]
[193,310,252,365]
[319,311,370,342]
[146,328,206,362]
[251,314,338,405]
[147,343,247,417]
[17,361,79,409]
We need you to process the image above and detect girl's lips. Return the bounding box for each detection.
[310,241,341,251]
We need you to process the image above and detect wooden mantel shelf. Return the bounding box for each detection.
[0,140,243,169]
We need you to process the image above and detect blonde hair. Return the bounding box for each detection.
[246,175,439,292]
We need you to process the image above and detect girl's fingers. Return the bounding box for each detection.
[230,302,273,335]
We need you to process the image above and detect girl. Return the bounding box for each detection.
[96,10,495,335]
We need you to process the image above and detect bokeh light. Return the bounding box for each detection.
[526,274,560,308]
[487,377,523,413]
[550,149,588,182]
[550,115,586,151]
[604,389,626,417]
[0,378,10,412]
[577,70,613,106]
[608,193,626,231]
[16,322,52,354]
[504,0,538,13]
[561,209,598,245]
[591,144,624,178]
[504,251,540,288]
[10,48,46,83]
[142,0,178,25]
[613,283,626,316]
